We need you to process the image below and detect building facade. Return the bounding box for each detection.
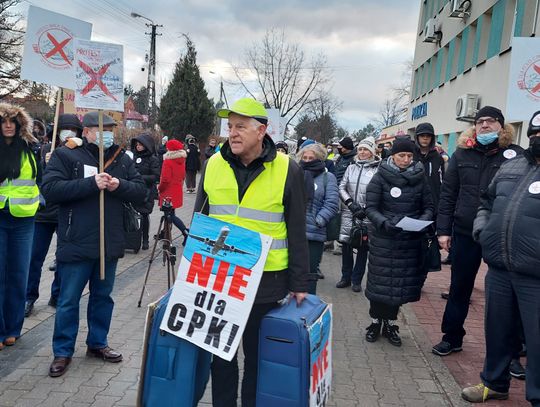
[398,0,540,154]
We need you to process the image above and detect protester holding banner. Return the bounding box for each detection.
[41,111,145,377]
[297,141,339,294]
[130,133,160,250]
[0,103,40,351]
[194,98,309,407]
[25,114,83,317]
[364,138,434,347]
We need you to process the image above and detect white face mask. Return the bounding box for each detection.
[59,130,76,143]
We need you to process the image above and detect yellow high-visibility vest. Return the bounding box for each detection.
[0,152,39,218]
[204,152,289,271]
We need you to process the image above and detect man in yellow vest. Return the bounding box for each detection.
[194,98,309,407]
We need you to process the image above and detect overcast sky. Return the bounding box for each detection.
[16,0,420,131]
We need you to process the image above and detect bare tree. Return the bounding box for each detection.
[233,28,329,127]
[304,90,342,144]
[0,0,26,98]
[374,95,406,129]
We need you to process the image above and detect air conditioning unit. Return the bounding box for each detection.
[450,0,472,18]
[423,18,438,43]
[456,94,479,120]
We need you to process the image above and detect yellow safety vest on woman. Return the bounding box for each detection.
[0,152,39,217]
[204,152,289,271]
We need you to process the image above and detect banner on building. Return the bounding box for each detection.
[309,305,332,407]
[159,213,272,361]
[74,39,124,112]
[506,37,540,121]
[21,6,92,89]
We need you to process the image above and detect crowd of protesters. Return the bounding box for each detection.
[1,98,540,406]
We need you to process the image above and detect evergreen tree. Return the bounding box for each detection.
[158,35,214,141]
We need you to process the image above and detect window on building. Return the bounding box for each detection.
[487,0,507,58]
[445,39,456,82]
[457,28,469,75]
[515,0,536,37]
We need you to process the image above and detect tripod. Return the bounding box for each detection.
[137,207,178,307]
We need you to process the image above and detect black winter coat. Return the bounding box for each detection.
[437,127,523,237]
[334,149,357,184]
[131,134,160,214]
[365,160,434,306]
[417,149,444,212]
[42,142,146,262]
[185,143,201,171]
[474,150,540,278]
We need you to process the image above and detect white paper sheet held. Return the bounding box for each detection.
[395,217,433,232]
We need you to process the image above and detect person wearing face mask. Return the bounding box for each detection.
[364,138,434,347]
[24,114,84,317]
[296,142,339,294]
[41,111,145,377]
[432,106,523,358]
[460,111,540,404]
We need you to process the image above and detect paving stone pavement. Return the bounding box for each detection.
[0,189,468,406]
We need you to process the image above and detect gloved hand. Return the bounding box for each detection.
[472,227,482,242]
[348,202,362,214]
[383,220,401,234]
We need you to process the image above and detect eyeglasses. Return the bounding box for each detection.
[475,118,498,126]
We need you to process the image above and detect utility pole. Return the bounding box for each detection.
[131,12,162,129]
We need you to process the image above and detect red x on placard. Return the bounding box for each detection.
[532,65,540,94]
[44,33,71,65]
[78,60,118,101]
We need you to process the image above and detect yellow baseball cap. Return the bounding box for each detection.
[217,98,268,122]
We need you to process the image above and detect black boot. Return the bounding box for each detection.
[365,320,381,342]
[182,228,190,247]
[382,320,402,347]
[142,239,149,250]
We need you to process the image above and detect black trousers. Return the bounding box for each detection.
[307,240,324,294]
[441,232,482,346]
[341,242,368,285]
[211,302,278,407]
[185,170,197,189]
[141,213,150,244]
[481,268,540,406]
[369,300,399,320]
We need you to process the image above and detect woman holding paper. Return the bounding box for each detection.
[364,137,434,347]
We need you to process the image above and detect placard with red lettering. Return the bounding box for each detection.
[309,305,332,407]
[159,213,272,361]
[73,38,124,112]
[21,6,92,89]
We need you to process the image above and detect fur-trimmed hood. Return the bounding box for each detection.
[163,149,187,160]
[457,124,515,149]
[0,102,37,144]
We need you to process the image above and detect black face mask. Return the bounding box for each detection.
[530,136,540,157]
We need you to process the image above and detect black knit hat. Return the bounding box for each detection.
[339,136,354,151]
[58,114,82,130]
[390,137,416,155]
[475,106,505,126]
[527,110,540,137]
[415,122,435,136]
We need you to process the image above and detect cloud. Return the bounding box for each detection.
[17,0,420,131]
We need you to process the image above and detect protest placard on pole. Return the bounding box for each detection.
[73,39,124,280]
[21,6,92,89]
[159,213,272,361]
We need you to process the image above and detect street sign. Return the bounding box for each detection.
[21,6,92,89]
[74,39,124,112]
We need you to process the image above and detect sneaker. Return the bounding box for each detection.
[432,340,462,356]
[461,383,508,402]
[49,261,57,271]
[382,321,402,347]
[509,358,526,380]
[351,284,362,292]
[142,241,149,250]
[365,321,381,342]
[316,271,325,280]
[440,291,449,300]
[335,279,351,288]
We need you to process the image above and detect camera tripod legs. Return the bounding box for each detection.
[137,215,177,307]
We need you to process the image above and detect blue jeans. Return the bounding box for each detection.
[26,222,60,302]
[53,259,118,357]
[341,242,368,285]
[481,268,540,406]
[0,211,35,342]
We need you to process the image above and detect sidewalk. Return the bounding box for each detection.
[0,189,503,406]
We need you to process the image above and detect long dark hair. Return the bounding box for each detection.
[0,122,37,183]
